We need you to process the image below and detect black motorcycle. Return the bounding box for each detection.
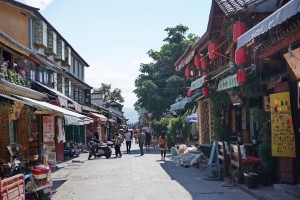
[88,141,112,160]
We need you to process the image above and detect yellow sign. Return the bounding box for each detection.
[270,92,296,157]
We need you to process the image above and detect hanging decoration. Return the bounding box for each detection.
[233,21,247,43]
[237,69,247,85]
[208,43,219,59]
[201,57,208,70]
[187,89,194,97]
[235,47,247,65]
[203,87,210,97]
[194,55,201,68]
[185,66,191,78]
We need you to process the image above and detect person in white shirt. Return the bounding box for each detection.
[124,129,132,153]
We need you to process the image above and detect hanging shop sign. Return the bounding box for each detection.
[283,47,300,79]
[270,92,296,157]
[217,74,239,91]
[43,116,55,142]
[191,76,205,90]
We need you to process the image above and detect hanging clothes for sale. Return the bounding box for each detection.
[57,118,66,143]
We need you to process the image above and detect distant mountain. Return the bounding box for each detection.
[123,107,139,123]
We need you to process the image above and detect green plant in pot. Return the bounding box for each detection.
[258,139,277,185]
[243,165,258,189]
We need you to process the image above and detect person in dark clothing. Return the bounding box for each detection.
[138,131,146,156]
[94,132,100,143]
[145,131,151,151]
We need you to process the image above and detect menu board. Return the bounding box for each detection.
[270,92,296,157]
[43,116,55,142]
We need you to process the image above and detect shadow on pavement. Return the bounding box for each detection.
[51,179,67,195]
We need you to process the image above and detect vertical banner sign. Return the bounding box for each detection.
[43,116,55,142]
[9,120,14,144]
[270,92,296,157]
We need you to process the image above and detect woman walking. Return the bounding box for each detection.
[114,132,122,158]
[158,131,168,161]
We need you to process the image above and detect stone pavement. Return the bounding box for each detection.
[50,143,299,200]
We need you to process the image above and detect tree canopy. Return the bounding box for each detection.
[93,83,124,103]
[133,24,198,118]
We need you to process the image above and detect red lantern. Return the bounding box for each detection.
[201,57,207,70]
[202,87,209,97]
[237,69,247,85]
[194,55,201,67]
[187,89,194,97]
[208,43,219,59]
[235,48,247,65]
[233,21,247,43]
[185,66,191,78]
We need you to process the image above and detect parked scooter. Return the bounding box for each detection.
[88,141,112,159]
[8,160,52,199]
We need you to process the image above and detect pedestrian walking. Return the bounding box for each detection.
[114,132,122,158]
[145,131,151,151]
[158,131,168,161]
[124,129,132,153]
[138,131,146,156]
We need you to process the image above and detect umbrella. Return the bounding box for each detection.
[141,127,150,132]
[186,113,197,123]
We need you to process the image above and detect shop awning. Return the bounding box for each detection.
[34,81,82,112]
[90,112,107,122]
[170,92,201,111]
[14,95,93,125]
[237,0,300,49]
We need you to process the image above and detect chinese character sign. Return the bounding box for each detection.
[270,92,296,157]
[43,116,55,142]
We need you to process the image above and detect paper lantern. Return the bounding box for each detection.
[187,89,194,97]
[194,55,201,67]
[237,69,247,85]
[208,43,219,59]
[233,21,247,43]
[235,48,247,65]
[185,66,191,78]
[202,87,209,97]
[201,57,207,70]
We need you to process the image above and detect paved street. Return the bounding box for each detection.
[51,143,255,200]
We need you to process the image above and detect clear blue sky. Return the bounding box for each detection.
[18,0,212,122]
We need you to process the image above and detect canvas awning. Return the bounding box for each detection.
[237,0,300,49]
[170,92,201,111]
[217,74,239,91]
[14,95,93,125]
[34,81,82,112]
[191,76,206,90]
[90,112,107,122]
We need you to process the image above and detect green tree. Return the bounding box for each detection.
[94,83,124,103]
[134,24,198,118]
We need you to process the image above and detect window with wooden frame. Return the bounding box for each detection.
[32,20,47,48]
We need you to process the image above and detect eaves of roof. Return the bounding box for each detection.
[1,0,89,67]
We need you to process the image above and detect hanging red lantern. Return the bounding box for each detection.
[187,89,194,97]
[201,57,207,70]
[194,55,201,68]
[235,47,247,65]
[236,69,247,85]
[185,66,191,78]
[208,43,219,59]
[202,87,209,97]
[233,21,247,43]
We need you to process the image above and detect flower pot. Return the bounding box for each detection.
[244,172,258,189]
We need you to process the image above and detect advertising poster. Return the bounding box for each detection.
[270,92,296,157]
[43,116,55,142]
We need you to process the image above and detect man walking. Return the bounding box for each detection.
[138,131,146,156]
[124,129,132,153]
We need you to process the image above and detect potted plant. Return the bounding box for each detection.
[243,165,258,189]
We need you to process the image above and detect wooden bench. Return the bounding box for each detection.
[230,143,260,183]
[217,141,230,177]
